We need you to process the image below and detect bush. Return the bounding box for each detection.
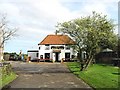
[1,62,12,79]
[0,62,16,88]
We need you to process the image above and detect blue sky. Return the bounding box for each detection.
[0,0,119,54]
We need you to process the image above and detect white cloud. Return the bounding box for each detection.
[0,3,20,20]
[59,0,119,3]
[0,0,118,53]
[26,0,79,22]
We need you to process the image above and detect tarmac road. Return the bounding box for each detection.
[4,61,92,90]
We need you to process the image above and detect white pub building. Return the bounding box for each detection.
[28,34,76,62]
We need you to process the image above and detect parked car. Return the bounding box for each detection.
[9,54,18,61]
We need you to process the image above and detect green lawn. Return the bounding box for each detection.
[0,71,17,88]
[66,62,119,89]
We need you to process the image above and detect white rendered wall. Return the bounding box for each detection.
[38,44,74,61]
[38,45,52,59]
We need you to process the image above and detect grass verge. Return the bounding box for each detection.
[66,62,119,89]
[0,71,17,88]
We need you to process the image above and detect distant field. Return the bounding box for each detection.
[66,62,119,89]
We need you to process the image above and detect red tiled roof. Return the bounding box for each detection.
[38,34,76,45]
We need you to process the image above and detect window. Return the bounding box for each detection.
[65,53,70,61]
[45,53,50,59]
[45,46,50,50]
[51,46,64,49]
[65,45,70,50]
[45,44,50,50]
[45,44,49,46]
[65,53,70,58]
[40,55,43,59]
[72,55,75,59]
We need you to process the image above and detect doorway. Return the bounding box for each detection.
[55,53,59,62]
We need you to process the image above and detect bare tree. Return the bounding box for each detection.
[0,14,17,61]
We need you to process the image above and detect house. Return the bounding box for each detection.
[37,34,76,62]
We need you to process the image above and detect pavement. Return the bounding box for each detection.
[3,61,92,90]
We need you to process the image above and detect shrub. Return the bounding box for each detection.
[1,62,12,79]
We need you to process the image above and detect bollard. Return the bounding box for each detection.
[27,56,31,62]
[53,59,55,63]
[61,58,64,63]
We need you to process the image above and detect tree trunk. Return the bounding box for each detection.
[0,46,3,62]
[84,58,93,70]
[80,61,85,71]
[81,51,94,71]
[77,48,85,71]
[0,31,4,62]
[77,47,82,61]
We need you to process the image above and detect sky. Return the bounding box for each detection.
[0,0,119,54]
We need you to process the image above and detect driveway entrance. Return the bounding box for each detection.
[5,61,92,89]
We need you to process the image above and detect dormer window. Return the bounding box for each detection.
[45,44,49,46]
[51,46,64,49]
[45,44,50,50]
[65,45,70,50]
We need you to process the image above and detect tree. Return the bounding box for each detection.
[57,12,117,71]
[0,14,17,61]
